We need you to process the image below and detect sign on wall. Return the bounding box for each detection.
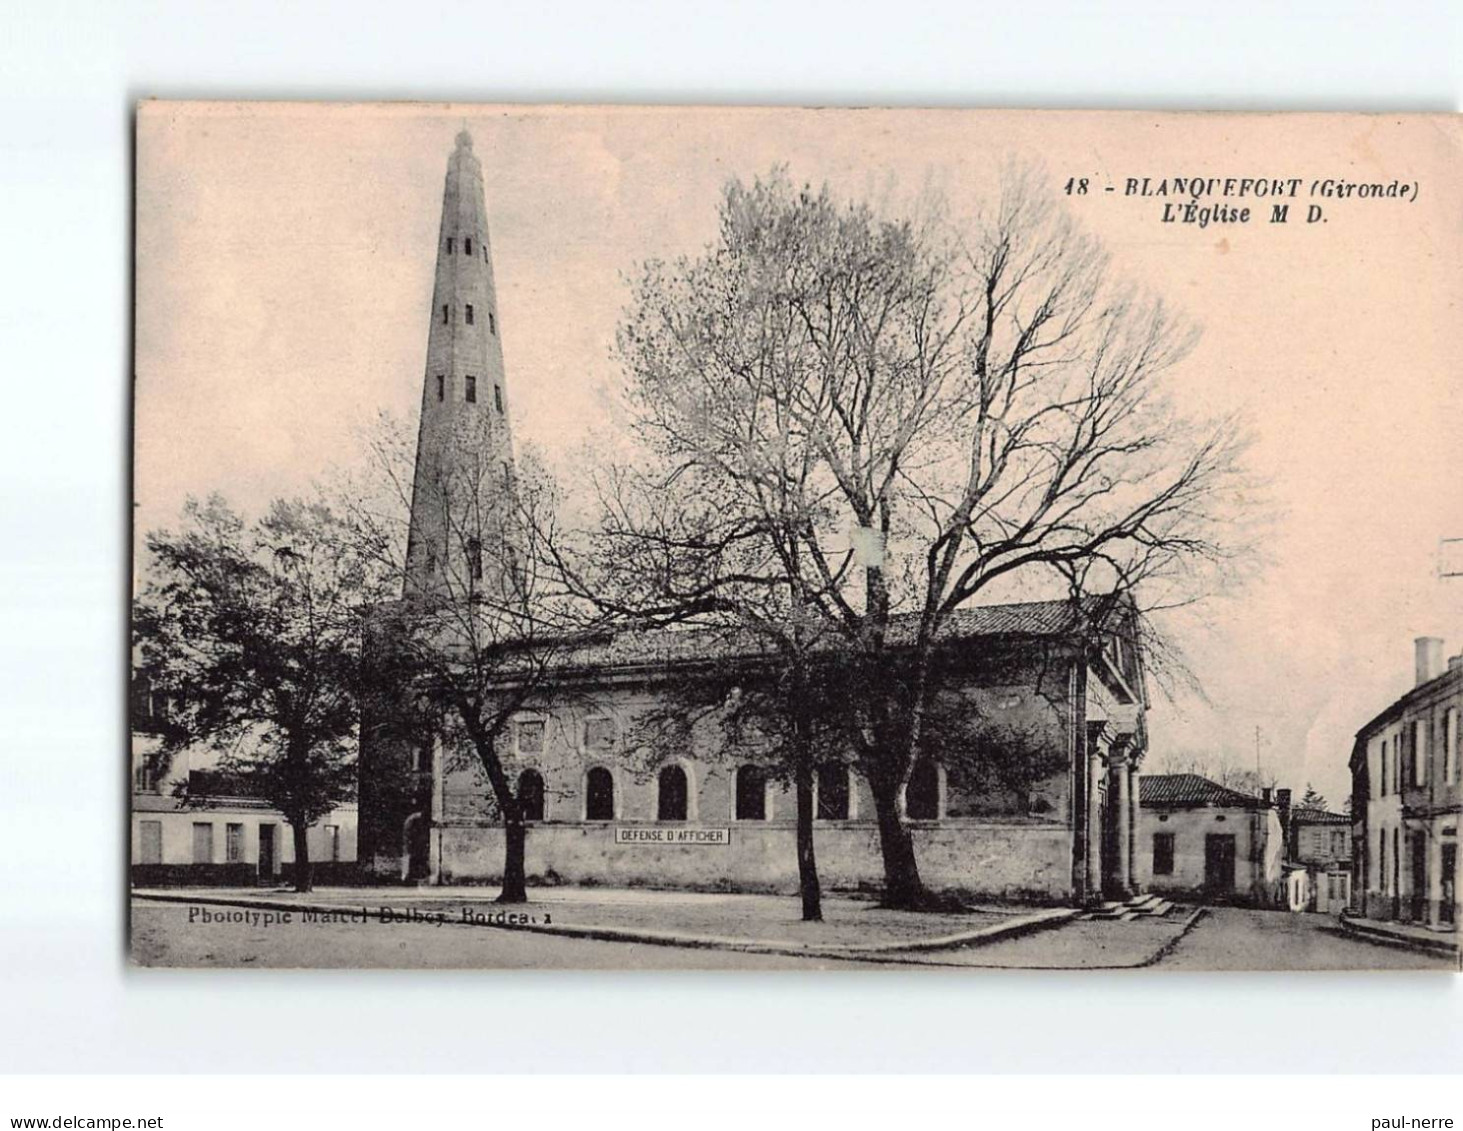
[614,827,731,846]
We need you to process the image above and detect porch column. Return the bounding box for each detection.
[1127,749,1143,895]
[1427,827,1443,928]
[1085,723,1109,902]
[1112,741,1134,898]
[428,734,444,885]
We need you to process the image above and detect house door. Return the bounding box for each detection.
[1410,832,1427,921]
[1204,834,1236,900]
[258,824,276,882]
[1441,844,1456,926]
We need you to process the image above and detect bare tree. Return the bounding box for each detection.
[588,168,1256,909]
[345,413,600,903]
[619,629,859,921]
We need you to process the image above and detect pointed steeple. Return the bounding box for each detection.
[404,129,516,599]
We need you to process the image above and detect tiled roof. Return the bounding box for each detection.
[1289,806,1350,825]
[555,598,1092,672]
[1140,773,1261,809]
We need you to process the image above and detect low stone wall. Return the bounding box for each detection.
[129,862,362,888]
[437,820,1075,902]
[130,863,260,887]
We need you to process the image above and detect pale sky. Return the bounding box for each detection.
[135,103,1463,807]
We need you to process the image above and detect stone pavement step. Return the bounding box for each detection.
[1339,913,1460,958]
[1078,893,1178,922]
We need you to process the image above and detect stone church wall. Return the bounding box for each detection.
[437,818,1074,901]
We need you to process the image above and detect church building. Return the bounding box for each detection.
[357,132,1153,907]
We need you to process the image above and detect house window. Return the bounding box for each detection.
[735,765,767,821]
[1446,707,1459,785]
[1414,719,1428,786]
[816,764,850,820]
[133,762,156,793]
[446,237,455,254]
[658,764,689,821]
[140,820,162,865]
[1153,832,1175,876]
[517,719,545,756]
[442,303,450,325]
[466,303,474,325]
[494,384,503,413]
[464,237,473,256]
[467,537,482,581]
[1380,737,1389,796]
[1331,830,1347,857]
[906,759,940,820]
[585,766,615,821]
[584,716,616,751]
[225,823,245,863]
[465,375,477,403]
[519,769,545,822]
[192,822,214,865]
[488,310,496,335]
[325,824,341,862]
[435,374,445,401]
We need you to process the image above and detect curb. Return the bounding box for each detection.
[131,890,1078,962]
[1135,905,1207,969]
[1338,914,1460,960]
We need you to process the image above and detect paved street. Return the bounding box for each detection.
[1155,907,1456,971]
[128,900,888,970]
[130,896,1456,971]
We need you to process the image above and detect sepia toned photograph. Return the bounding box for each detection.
[129,102,1462,971]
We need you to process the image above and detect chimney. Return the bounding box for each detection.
[1449,654,1462,675]
[1415,637,1444,687]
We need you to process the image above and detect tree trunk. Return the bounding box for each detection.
[869,770,927,910]
[291,822,312,893]
[499,816,528,904]
[465,719,530,905]
[794,760,823,922]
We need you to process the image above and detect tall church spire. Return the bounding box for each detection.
[404,129,516,599]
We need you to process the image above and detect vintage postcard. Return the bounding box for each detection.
[130,103,1462,970]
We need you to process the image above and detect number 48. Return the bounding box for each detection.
[1064,177,1089,196]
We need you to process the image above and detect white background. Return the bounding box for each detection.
[1,0,1461,1077]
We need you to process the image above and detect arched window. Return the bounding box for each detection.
[585,766,615,821]
[906,759,940,821]
[735,765,767,821]
[518,769,545,822]
[657,764,688,821]
[816,764,850,820]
